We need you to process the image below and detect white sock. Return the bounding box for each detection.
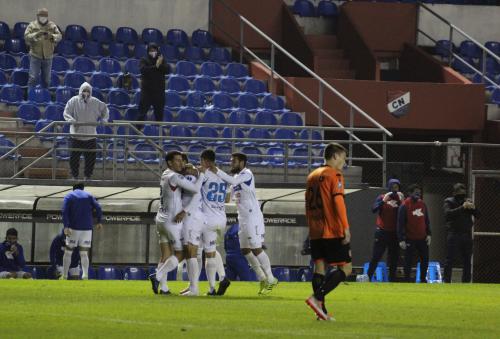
[160,280,168,292]
[205,257,217,291]
[157,255,179,283]
[80,251,89,280]
[62,249,73,279]
[197,247,203,278]
[244,252,266,281]
[256,251,275,283]
[187,258,199,294]
[215,250,226,281]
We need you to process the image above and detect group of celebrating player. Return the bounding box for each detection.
[149,149,278,297]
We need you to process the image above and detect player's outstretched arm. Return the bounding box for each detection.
[216,168,252,186]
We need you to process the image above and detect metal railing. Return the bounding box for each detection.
[417,2,500,89]
[209,0,393,162]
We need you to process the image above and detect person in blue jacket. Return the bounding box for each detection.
[48,230,81,279]
[61,183,103,280]
[0,228,31,279]
[224,223,254,281]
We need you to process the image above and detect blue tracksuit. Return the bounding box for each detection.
[49,233,80,268]
[224,224,254,281]
[0,241,26,272]
[62,189,102,230]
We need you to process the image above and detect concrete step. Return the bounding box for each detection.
[0,126,35,137]
[18,147,50,158]
[23,167,69,179]
[316,69,356,79]
[312,48,344,58]
[314,57,351,70]
[306,34,338,49]
[0,111,16,118]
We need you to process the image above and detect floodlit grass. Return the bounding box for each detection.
[0,280,499,338]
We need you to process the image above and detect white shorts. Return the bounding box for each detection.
[201,215,226,252]
[182,211,203,246]
[0,271,29,279]
[156,220,184,251]
[56,265,80,277]
[66,229,92,249]
[239,216,265,249]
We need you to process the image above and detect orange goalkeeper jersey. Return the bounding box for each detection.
[305,165,349,240]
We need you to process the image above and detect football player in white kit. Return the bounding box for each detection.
[150,150,205,295]
[213,152,278,295]
[199,149,231,296]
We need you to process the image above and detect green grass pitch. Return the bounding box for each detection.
[1,280,499,338]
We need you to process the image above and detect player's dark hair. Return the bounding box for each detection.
[453,183,466,194]
[408,183,422,193]
[6,228,17,237]
[201,149,216,163]
[324,143,347,161]
[165,150,182,164]
[232,152,247,166]
[73,183,84,190]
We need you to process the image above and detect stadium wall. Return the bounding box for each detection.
[0,0,208,34]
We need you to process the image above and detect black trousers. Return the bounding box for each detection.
[69,138,97,178]
[444,233,472,283]
[404,239,429,283]
[367,229,399,282]
[137,90,164,124]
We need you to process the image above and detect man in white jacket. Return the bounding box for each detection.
[63,82,109,180]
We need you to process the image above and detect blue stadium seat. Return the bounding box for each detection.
[4,38,27,55]
[90,25,113,44]
[195,126,219,144]
[44,104,64,121]
[133,43,147,59]
[254,111,277,125]
[228,111,252,125]
[317,1,338,17]
[124,107,139,121]
[248,127,271,141]
[0,53,17,72]
[281,112,304,126]
[272,267,291,282]
[17,103,41,124]
[63,71,86,89]
[291,148,311,167]
[51,55,70,75]
[0,137,16,158]
[49,71,60,90]
[90,88,105,101]
[28,87,51,104]
[108,107,122,121]
[0,21,11,40]
[11,69,29,88]
[56,39,77,58]
[435,40,455,59]
[451,57,476,75]
[12,22,28,39]
[124,267,147,280]
[226,62,250,80]
[459,40,481,59]
[485,41,500,56]
[275,128,297,141]
[215,145,232,164]
[363,262,388,282]
[213,92,234,110]
[293,0,316,17]
[165,90,183,109]
[116,27,139,45]
[142,124,161,137]
[170,125,193,143]
[0,84,24,105]
[142,28,163,44]
[125,58,141,76]
[193,76,216,93]
[166,29,189,47]
[96,125,113,139]
[99,57,122,76]
[34,119,55,140]
[222,127,245,139]
[160,44,180,62]
[241,146,263,165]
[117,73,140,91]
[191,29,214,48]
[243,79,267,95]
[90,72,113,91]
[109,42,130,60]
[65,25,87,42]
[72,56,96,75]
[220,78,241,94]
[83,40,105,60]
[480,56,500,75]
[0,70,6,87]
[298,129,323,143]
[162,108,174,122]
[492,88,500,105]
[297,267,313,282]
[416,261,442,283]
[262,95,286,112]
[167,75,190,93]
[19,54,30,70]
[208,47,231,64]
[98,266,123,280]
[134,143,159,164]
[186,144,205,163]
[200,61,224,78]
[162,143,183,153]
[108,88,130,108]
[55,139,71,160]
[237,93,259,111]
[267,147,285,166]
[175,60,198,79]
[176,108,200,123]
[202,109,226,124]
[55,87,75,105]
[186,91,206,108]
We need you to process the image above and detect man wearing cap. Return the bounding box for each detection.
[443,183,480,283]
[24,8,62,91]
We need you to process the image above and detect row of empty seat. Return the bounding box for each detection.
[292,0,338,17]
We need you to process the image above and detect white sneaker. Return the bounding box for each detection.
[305,295,329,320]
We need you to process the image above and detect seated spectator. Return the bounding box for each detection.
[48,230,81,279]
[0,228,31,279]
[224,223,254,281]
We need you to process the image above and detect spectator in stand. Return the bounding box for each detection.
[0,228,32,279]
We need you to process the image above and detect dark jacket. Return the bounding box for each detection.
[140,55,168,93]
[0,241,25,272]
[444,197,480,235]
[49,233,80,268]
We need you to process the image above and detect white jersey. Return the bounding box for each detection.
[201,170,228,219]
[216,167,262,220]
[182,174,203,217]
[156,169,204,224]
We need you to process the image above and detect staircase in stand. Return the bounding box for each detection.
[307,34,355,79]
